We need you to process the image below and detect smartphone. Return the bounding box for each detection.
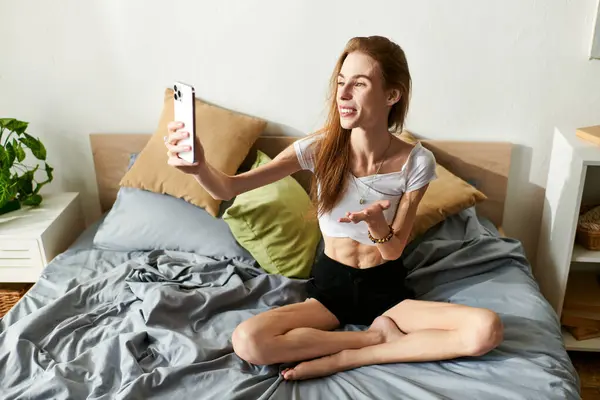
[173,81,196,164]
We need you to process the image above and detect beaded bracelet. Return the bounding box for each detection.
[368,225,394,244]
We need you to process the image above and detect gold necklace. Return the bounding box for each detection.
[355,135,392,205]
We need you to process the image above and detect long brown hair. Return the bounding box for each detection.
[309,36,412,217]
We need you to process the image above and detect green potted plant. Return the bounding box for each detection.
[0,118,53,215]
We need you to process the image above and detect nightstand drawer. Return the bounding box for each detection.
[0,239,43,268]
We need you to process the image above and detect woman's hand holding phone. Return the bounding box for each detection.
[164,120,234,200]
[164,121,205,174]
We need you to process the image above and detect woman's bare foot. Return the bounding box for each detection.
[281,353,343,381]
[281,316,405,381]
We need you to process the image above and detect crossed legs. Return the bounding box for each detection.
[232,298,504,381]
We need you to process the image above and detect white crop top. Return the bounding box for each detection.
[293,134,437,245]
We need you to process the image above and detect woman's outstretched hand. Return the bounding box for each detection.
[338,200,390,228]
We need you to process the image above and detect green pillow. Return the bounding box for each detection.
[223,150,321,279]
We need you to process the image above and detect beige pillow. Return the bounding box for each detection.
[120,88,267,217]
[397,131,487,240]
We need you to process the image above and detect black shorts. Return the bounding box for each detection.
[305,252,415,326]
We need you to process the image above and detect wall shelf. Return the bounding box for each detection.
[563,327,600,352]
[572,244,600,263]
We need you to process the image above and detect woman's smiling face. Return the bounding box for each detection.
[336,51,398,131]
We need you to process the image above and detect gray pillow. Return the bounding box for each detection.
[93,154,255,263]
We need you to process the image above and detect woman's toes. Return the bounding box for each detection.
[283,369,295,380]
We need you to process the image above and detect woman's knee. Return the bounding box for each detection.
[463,309,504,357]
[231,320,272,366]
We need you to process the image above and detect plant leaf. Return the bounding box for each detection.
[1,119,29,135]
[5,141,16,167]
[16,145,26,162]
[28,163,53,196]
[0,172,17,207]
[0,118,16,129]
[9,120,28,135]
[12,138,25,162]
[45,163,54,181]
[22,194,42,206]
[0,146,7,169]
[0,165,9,180]
[19,133,46,160]
[18,173,33,195]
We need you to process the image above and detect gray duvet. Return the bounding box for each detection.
[0,208,580,399]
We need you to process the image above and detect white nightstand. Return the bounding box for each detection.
[536,126,600,352]
[0,192,85,283]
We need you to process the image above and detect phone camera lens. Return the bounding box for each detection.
[177,90,182,98]
[174,85,178,91]
[174,93,179,101]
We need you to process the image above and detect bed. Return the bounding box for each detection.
[0,133,580,400]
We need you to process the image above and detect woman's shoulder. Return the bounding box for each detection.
[402,141,437,192]
[293,131,324,171]
[294,130,325,147]
[411,141,436,166]
[293,131,325,157]
[393,135,436,170]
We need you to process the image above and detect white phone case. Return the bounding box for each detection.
[173,81,196,164]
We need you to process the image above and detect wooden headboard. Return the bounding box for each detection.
[89,133,512,227]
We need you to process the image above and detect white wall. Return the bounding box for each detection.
[1,0,600,263]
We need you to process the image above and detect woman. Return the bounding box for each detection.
[164,36,503,381]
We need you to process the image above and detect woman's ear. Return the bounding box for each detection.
[387,89,401,106]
